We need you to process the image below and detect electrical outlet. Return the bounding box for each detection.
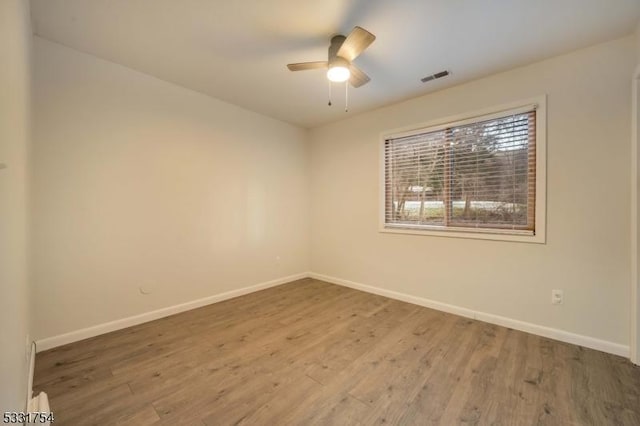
[139,286,152,295]
[551,289,563,305]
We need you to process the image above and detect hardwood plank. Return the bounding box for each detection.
[34,279,640,425]
[237,375,323,425]
[116,404,161,426]
[394,318,487,425]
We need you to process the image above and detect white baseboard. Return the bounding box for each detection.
[36,271,630,359]
[35,272,308,352]
[309,272,630,358]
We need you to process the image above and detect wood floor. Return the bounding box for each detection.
[34,278,640,425]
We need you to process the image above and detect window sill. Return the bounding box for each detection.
[380,224,545,244]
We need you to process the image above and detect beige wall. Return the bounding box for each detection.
[29,28,639,354]
[0,0,32,412]
[633,22,640,363]
[310,36,635,345]
[32,38,310,340]
[637,21,640,61]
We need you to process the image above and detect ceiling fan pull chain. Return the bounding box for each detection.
[345,81,349,112]
[328,80,332,106]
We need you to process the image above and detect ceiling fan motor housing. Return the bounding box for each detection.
[328,35,347,65]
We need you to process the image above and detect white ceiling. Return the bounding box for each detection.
[30,0,640,128]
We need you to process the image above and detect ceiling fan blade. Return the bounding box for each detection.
[337,26,376,62]
[287,61,328,71]
[349,64,370,88]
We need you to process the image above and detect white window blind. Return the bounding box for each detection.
[384,107,537,235]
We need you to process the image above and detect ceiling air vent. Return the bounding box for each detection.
[421,70,450,83]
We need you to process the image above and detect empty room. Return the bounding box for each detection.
[2,0,640,424]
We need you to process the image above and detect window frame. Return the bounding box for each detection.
[379,96,547,244]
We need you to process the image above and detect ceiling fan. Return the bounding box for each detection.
[287,26,376,88]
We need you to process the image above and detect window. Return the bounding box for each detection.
[381,98,546,242]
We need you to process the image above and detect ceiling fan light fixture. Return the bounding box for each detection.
[327,65,350,82]
[287,26,375,94]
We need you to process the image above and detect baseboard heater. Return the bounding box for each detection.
[26,341,51,425]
